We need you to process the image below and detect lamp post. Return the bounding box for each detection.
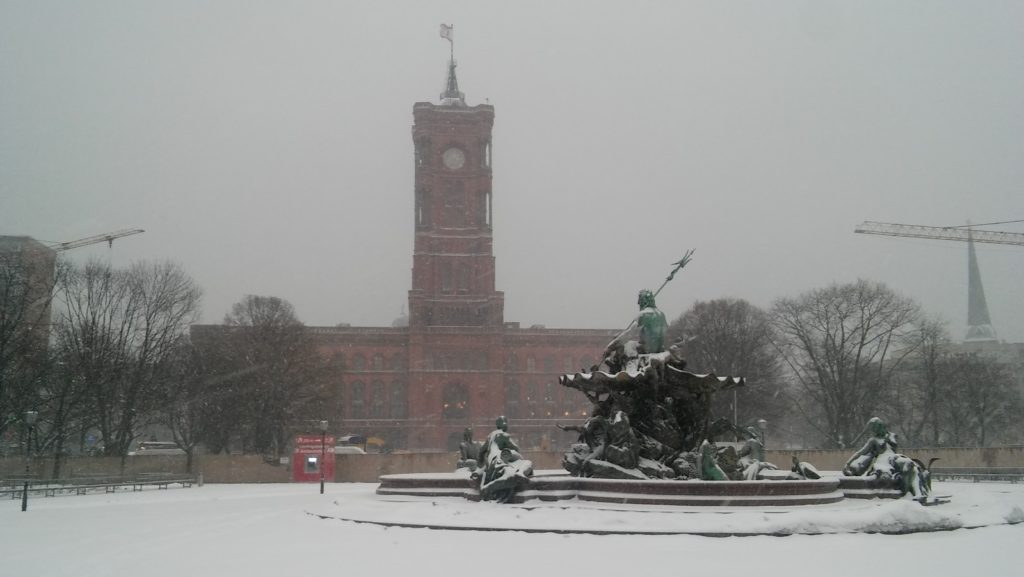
[319,420,328,495]
[756,418,768,451]
[21,410,38,512]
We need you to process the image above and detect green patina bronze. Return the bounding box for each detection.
[636,289,668,354]
[477,416,533,503]
[699,440,728,481]
[843,416,936,501]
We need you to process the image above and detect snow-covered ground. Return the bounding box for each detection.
[2,481,1022,577]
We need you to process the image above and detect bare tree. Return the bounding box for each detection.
[887,318,949,446]
[940,354,1020,447]
[770,279,921,448]
[666,298,787,432]
[56,260,201,464]
[196,295,332,458]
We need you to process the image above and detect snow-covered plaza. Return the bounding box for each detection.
[2,480,1022,577]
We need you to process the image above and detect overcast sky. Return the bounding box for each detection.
[2,1,1021,342]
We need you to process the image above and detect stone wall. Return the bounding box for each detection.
[3,446,1020,484]
[768,446,1024,471]
[333,450,564,483]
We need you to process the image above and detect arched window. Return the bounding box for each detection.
[506,352,519,371]
[543,356,556,373]
[370,381,386,418]
[352,354,366,371]
[441,262,453,292]
[442,382,469,420]
[416,190,431,227]
[390,381,407,418]
[563,356,575,373]
[390,353,404,371]
[526,356,536,373]
[350,381,365,419]
[505,382,520,419]
[372,354,385,371]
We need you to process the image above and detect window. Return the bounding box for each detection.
[526,356,536,372]
[416,189,431,227]
[350,382,365,419]
[480,191,492,228]
[441,262,453,292]
[372,354,385,371]
[390,353,404,371]
[390,381,407,418]
[506,352,519,371]
[370,381,386,418]
[352,354,366,371]
[544,356,556,373]
[442,382,469,419]
[505,382,520,419]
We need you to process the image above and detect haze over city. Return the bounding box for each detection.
[2,1,1021,341]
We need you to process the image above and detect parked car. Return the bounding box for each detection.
[333,445,366,455]
[129,441,186,456]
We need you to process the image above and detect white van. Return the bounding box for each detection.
[129,441,186,456]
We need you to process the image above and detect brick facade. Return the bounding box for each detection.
[313,87,617,451]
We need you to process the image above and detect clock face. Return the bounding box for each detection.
[442,147,466,170]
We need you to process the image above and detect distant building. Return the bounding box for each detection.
[194,58,616,451]
[314,59,616,451]
[0,236,58,350]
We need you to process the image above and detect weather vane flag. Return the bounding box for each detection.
[440,23,454,59]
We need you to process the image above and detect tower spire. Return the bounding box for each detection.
[439,23,465,106]
[965,225,998,342]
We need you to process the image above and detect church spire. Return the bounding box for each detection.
[439,23,465,106]
[965,225,998,342]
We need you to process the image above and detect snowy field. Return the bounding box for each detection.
[2,481,1022,577]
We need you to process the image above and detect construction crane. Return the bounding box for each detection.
[854,221,1024,246]
[49,229,145,252]
[854,220,1023,343]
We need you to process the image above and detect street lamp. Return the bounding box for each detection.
[21,410,38,512]
[319,420,328,495]
[756,418,768,451]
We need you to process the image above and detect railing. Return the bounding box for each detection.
[931,467,1024,483]
[0,473,197,499]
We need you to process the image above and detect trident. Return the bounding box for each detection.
[606,249,696,348]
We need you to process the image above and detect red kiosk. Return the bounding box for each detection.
[292,434,335,483]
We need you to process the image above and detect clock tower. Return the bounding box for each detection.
[408,58,503,328]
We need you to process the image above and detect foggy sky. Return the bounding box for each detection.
[2,1,1022,342]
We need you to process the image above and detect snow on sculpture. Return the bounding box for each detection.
[475,416,534,503]
[842,417,937,502]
